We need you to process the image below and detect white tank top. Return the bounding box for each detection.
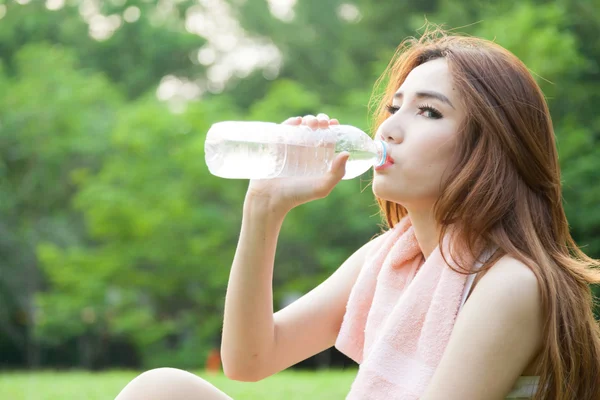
[459,248,494,310]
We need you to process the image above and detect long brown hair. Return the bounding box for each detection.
[369,27,600,399]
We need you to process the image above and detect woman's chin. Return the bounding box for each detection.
[373,177,417,206]
[372,178,402,203]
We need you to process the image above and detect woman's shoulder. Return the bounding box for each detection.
[469,255,540,305]
[478,255,539,288]
[469,254,542,325]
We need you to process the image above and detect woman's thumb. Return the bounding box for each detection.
[315,152,350,198]
[329,151,350,181]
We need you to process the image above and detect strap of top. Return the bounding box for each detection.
[459,247,497,310]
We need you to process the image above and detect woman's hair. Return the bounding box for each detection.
[370,27,600,399]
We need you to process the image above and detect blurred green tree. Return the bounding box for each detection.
[0,0,598,368]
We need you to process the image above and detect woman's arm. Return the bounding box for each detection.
[421,256,544,400]
[221,193,384,381]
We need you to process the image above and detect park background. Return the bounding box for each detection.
[0,0,599,398]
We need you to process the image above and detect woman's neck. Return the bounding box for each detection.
[407,208,440,260]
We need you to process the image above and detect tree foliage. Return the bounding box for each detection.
[0,0,598,368]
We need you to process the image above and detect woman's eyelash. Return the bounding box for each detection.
[417,104,443,119]
[386,104,399,114]
[385,103,443,119]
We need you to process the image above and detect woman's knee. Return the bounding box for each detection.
[114,367,232,400]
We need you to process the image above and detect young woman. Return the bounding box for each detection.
[115,29,600,400]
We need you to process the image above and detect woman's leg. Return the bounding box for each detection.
[114,368,233,400]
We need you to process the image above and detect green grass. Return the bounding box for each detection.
[0,368,358,399]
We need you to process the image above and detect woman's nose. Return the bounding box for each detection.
[378,118,404,144]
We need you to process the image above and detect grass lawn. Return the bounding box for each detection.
[0,368,357,399]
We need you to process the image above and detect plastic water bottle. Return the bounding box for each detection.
[204,121,388,180]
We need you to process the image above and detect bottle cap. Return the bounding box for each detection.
[375,140,388,167]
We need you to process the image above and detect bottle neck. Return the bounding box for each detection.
[374,140,388,167]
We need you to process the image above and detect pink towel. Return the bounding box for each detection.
[335,216,485,399]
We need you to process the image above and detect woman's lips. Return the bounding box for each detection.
[375,155,395,171]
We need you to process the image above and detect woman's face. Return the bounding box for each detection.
[372,58,467,211]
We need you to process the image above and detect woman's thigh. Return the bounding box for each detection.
[114,367,233,400]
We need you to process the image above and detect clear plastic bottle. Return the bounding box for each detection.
[204,121,388,180]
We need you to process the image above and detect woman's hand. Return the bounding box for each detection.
[245,113,349,213]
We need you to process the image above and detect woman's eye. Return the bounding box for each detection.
[386,104,399,115]
[386,104,443,119]
[417,105,443,119]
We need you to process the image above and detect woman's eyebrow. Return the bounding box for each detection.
[394,90,455,109]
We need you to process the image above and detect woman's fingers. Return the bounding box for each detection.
[284,114,339,130]
[316,113,330,129]
[302,115,319,130]
[282,116,302,125]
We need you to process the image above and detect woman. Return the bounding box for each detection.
[115,28,600,400]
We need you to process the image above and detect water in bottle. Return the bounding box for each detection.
[204,121,388,180]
